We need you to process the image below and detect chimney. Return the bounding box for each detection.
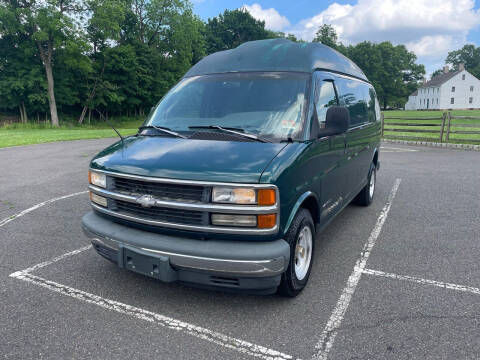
[422,77,427,84]
[459,63,465,71]
[443,65,449,74]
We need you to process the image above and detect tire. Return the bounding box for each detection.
[355,162,376,206]
[278,208,315,297]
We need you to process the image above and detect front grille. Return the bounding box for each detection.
[113,199,205,226]
[112,177,206,203]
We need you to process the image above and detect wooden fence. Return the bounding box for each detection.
[381,112,480,144]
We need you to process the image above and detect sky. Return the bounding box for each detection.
[192,0,480,77]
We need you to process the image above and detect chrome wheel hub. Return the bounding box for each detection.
[369,169,376,199]
[294,225,313,281]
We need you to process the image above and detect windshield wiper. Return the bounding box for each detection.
[139,125,187,139]
[188,125,268,143]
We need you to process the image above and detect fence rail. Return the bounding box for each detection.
[381,112,480,144]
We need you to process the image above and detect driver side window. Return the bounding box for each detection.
[315,79,338,128]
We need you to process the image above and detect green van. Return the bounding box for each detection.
[82,39,381,296]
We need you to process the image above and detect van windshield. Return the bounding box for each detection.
[145,72,309,141]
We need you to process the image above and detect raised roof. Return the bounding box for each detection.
[184,39,368,81]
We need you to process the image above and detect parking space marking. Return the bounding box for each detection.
[380,146,419,153]
[9,247,297,360]
[0,191,88,228]
[312,178,402,360]
[10,245,92,275]
[362,269,480,296]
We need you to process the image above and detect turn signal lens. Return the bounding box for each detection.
[257,214,277,229]
[257,189,276,206]
[90,192,107,207]
[211,214,257,227]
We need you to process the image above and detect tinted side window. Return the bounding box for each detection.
[314,80,338,128]
[335,77,369,127]
[368,87,379,123]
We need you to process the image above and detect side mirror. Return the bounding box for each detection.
[319,106,350,137]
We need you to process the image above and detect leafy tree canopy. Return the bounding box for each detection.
[445,44,480,79]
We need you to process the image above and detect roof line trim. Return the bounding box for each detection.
[314,68,372,85]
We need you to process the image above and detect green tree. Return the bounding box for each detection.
[446,44,480,78]
[0,0,88,126]
[347,41,424,109]
[431,69,444,78]
[205,9,271,54]
[313,24,338,49]
[269,31,302,42]
[0,34,47,121]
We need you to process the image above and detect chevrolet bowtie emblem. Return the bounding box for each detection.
[135,194,157,208]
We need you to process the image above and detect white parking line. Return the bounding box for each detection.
[9,244,297,360]
[0,191,88,228]
[362,269,480,296]
[312,178,401,360]
[380,147,419,152]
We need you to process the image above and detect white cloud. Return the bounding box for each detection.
[241,0,479,76]
[241,3,290,31]
[290,0,479,56]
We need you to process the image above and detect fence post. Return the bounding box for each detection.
[381,112,384,137]
[440,112,446,142]
[446,111,452,143]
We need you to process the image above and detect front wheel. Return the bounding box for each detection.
[278,209,315,297]
[355,162,376,206]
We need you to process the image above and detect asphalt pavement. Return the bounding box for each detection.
[0,139,479,359]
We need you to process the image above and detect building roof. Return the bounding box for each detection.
[184,39,368,81]
[420,70,461,88]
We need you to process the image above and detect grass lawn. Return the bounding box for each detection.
[382,110,480,144]
[0,119,143,148]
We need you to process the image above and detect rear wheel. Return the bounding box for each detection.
[355,162,376,206]
[278,209,315,297]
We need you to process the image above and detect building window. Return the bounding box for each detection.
[462,74,466,80]
[471,86,474,92]
[437,98,439,104]
[452,86,455,92]
[451,97,455,104]
[469,97,473,104]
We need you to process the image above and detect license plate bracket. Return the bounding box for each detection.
[123,247,178,282]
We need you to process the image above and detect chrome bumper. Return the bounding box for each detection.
[82,212,289,278]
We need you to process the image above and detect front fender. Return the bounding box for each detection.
[284,191,320,234]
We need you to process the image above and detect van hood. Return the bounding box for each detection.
[90,136,288,183]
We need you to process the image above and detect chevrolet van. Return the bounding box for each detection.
[82,39,381,296]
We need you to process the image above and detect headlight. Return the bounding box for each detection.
[212,187,276,205]
[89,171,106,188]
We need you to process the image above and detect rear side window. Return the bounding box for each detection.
[314,80,338,128]
[368,87,380,122]
[334,76,370,127]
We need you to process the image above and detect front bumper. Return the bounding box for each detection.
[82,211,290,293]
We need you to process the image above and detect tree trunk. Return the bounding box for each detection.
[19,105,24,123]
[78,106,88,125]
[79,62,105,124]
[22,102,28,123]
[88,108,91,124]
[44,63,59,126]
[37,40,59,127]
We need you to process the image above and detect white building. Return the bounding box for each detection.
[405,64,480,110]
